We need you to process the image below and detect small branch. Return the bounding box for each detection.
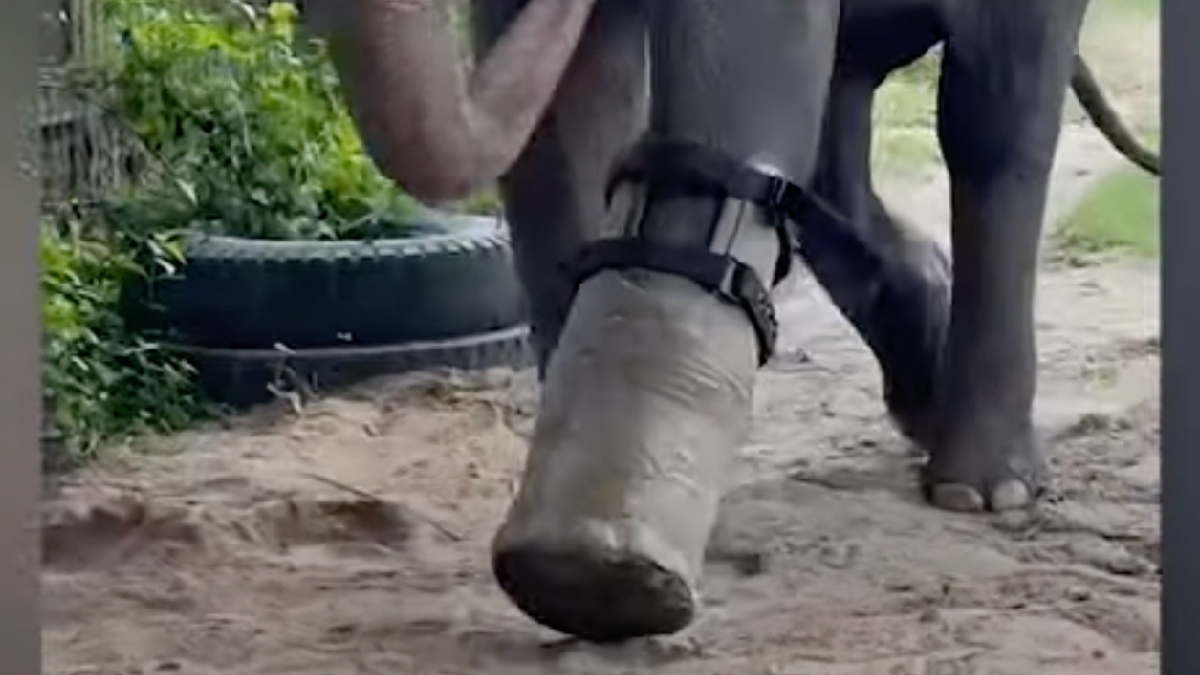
[297,470,465,541]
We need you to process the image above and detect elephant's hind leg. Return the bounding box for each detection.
[926,0,1091,512]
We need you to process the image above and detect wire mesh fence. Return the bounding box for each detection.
[37,0,132,214]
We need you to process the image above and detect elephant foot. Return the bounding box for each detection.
[848,236,1042,513]
[921,421,1045,513]
[493,537,695,642]
[873,238,952,445]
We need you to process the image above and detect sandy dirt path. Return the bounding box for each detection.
[40,11,1161,675]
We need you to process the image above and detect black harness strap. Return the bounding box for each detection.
[572,137,884,367]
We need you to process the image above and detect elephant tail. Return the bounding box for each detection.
[1071,53,1160,176]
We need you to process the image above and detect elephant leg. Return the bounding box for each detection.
[491,0,840,641]
[471,0,649,375]
[807,6,950,444]
[925,0,1091,512]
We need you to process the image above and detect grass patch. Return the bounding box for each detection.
[872,51,941,175]
[1056,167,1160,260]
[1092,0,1158,18]
[872,127,941,172]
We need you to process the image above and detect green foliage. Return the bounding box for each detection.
[40,0,438,460]
[74,0,421,240]
[40,0,509,460]
[41,218,206,464]
[458,187,504,218]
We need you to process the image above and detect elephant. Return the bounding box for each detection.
[310,0,1159,644]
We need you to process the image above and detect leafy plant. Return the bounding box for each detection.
[41,218,206,464]
[73,0,422,240]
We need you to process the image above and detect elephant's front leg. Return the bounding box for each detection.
[491,0,840,641]
[926,0,1091,512]
[808,15,950,445]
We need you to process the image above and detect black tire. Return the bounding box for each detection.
[175,325,533,409]
[155,211,528,350]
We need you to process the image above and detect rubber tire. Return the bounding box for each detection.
[154,212,528,350]
[175,325,533,409]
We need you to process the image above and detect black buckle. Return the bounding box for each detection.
[763,173,789,210]
[725,261,778,364]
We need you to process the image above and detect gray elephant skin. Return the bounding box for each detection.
[320,0,1159,644]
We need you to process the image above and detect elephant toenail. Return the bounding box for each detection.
[929,484,986,513]
[989,480,1033,512]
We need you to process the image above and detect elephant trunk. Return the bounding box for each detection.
[301,0,599,202]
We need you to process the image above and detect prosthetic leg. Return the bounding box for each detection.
[491,136,887,641]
